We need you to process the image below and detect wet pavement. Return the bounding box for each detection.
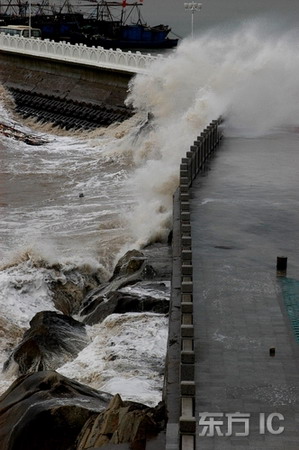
[190,131,299,449]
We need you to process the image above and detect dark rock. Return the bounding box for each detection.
[76,394,166,450]
[81,290,169,326]
[78,251,151,317]
[140,264,157,280]
[49,267,101,316]
[0,121,48,145]
[115,293,169,315]
[110,250,146,281]
[79,247,169,319]
[80,291,119,325]
[78,248,165,323]
[3,311,89,375]
[0,371,112,450]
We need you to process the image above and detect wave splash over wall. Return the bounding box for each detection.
[117,22,299,247]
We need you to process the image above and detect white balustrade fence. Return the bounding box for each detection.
[0,34,162,74]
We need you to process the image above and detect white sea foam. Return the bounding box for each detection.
[119,280,171,300]
[0,261,57,328]
[0,259,59,394]
[0,124,135,271]
[58,313,168,406]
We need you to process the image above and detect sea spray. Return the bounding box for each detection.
[105,22,299,247]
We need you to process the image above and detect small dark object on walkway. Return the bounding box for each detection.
[276,256,287,274]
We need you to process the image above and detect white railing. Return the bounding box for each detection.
[0,34,162,74]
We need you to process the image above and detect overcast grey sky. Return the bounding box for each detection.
[140,0,299,39]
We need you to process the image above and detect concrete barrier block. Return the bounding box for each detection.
[181,223,191,235]
[180,212,191,224]
[187,155,194,170]
[182,276,192,283]
[180,184,190,193]
[181,396,194,415]
[180,171,189,181]
[180,176,189,185]
[181,381,196,396]
[181,434,195,450]
[180,165,188,173]
[182,313,193,325]
[182,264,193,276]
[180,363,195,381]
[179,418,196,434]
[181,249,192,261]
[180,161,188,169]
[181,281,193,293]
[180,397,196,433]
[181,302,193,313]
[181,235,192,248]
[181,293,193,302]
[180,192,190,202]
[180,202,190,212]
[182,338,193,351]
[181,324,194,338]
[181,350,195,364]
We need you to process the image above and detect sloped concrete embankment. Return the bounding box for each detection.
[164,119,223,450]
[0,52,133,129]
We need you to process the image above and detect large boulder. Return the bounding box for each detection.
[78,250,152,310]
[0,371,112,450]
[3,311,89,375]
[49,266,102,315]
[78,249,162,324]
[76,393,166,450]
[110,250,146,281]
[80,290,169,326]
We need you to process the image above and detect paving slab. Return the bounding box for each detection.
[190,132,299,449]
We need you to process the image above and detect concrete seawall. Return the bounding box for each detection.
[0,51,133,107]
[164,119,223,450]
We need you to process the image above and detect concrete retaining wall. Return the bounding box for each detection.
[0,35,162,107]
[165,119,223,450]
[0,51,133,107]
[0,34,160,74]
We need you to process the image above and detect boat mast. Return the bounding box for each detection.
[0,0,50,17]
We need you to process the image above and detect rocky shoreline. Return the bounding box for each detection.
[0,243,171,450]
[0,121,48,145]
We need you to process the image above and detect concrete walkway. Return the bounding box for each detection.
[191,132,299,449]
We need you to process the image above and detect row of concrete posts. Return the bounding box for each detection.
[165,118,223,450]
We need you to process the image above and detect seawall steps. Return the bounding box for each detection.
[9,87,133,130]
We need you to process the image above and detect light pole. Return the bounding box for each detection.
[184,2,202,38]
[28,0,32,38]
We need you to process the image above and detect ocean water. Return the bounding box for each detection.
[1,22,299,404]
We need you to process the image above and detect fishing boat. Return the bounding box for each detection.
[0,0,179,49]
